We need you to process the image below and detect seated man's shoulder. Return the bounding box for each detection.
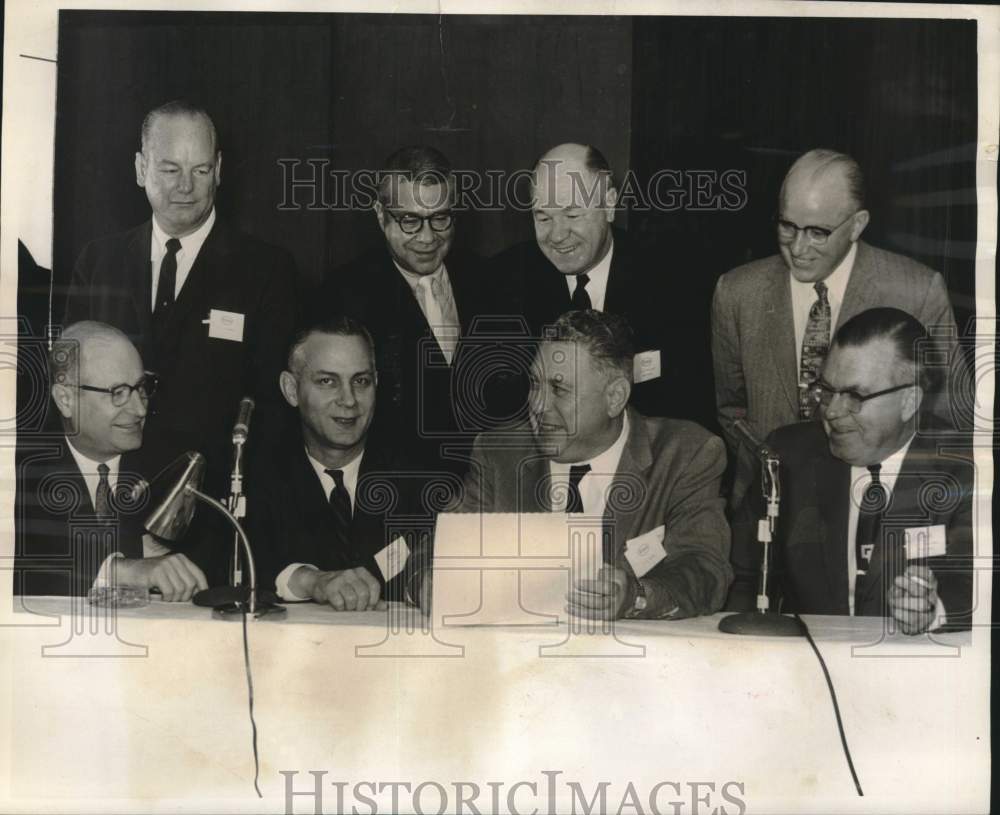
[641,415,725,460]
[767,420,829,461]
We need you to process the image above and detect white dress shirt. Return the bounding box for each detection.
[563,240,613,313]
[274,448,365,601]
[395,261,461,365]
[790,242,855,371]
[546,411,630,517]
[149,207,216,309]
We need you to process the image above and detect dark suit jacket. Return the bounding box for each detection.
[245,437,443,601]
[319,246,517,476]
[712,240,959,506]
[14,436,145,596]
[727,421,973,629]
[491,229,703,422]
[64,217,298,485]
[455,407,733,618]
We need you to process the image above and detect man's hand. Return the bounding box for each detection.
[310,567,386,611]
[888,565,939,635]
[567,566,630,620]
[417,571,433,617]
[115,553,208,602]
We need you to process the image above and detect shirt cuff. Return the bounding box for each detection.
[929,595,948,632]
[142,535,171,558]
[276,563,317,602]
[91,552,125,590]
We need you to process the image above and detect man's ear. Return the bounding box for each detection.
[849,209,870,241]
[51,383,75,420]
[603,185,619,223]
[278,371,300,408]
[900,383,923,423]
[605,374,631,417]
[214,151,222,186]
[134,152,147,187]
[373,201,387,231]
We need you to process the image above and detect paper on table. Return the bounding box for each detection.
[431,512,605,626]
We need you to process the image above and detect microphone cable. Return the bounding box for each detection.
[240,608,263,798]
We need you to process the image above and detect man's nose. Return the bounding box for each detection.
[821,392,849,420]
[337,384,358,407]
[176,171,194,194]
[790,229,811,255]
[549,217,570,244]
[414,218,436,242]
[127,389,148,418]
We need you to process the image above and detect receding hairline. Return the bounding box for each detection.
[288,329,376,375]
[140,109,219,156]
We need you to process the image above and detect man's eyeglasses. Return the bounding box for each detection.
[776,212,857,246]
[807,380,914,414]
[385,209,454,234]
[77,373,159,407]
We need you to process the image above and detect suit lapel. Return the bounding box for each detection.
[837,241,877,329]
[761,263,799,415]
[162,220,229,338]
[603,238,632,316]
[603,409,652,561]
[813,448,851,612]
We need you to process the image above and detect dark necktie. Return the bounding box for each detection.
[854,464,887,604]
[799,280,831,419]
[95,462,113,519]
[325,468,353,547]
[154,238,182,313]
[565,464,591,513]
[571,273,592,311]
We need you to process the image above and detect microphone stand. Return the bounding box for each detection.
[718,423,802,636]
[228,435,247,589]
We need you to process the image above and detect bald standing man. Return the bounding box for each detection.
[711,149,958,507]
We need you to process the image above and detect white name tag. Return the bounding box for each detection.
[207,309,245,342]
[904,525,947,560]
[633,350,662,384]
[624,525,667,577]
[374,536,410,582]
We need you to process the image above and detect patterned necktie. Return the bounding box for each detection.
[571,273,592,311]
[95,462,113,519]
[325,468,353,547]
[799,280,831,419]
[154,238,182,313]
[416,275,459,365]
[565,464,591,513]
[854,464,887,607]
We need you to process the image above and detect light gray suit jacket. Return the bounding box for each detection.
[711,240,958,506]
[458,408,733,618]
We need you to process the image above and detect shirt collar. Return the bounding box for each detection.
[569,239,613,290]
[65,437,121,476]
[556,410,630,472]
[394,259,447,290]
[304,446,364,486]
[789,241,856,300]
[151,207,216,258]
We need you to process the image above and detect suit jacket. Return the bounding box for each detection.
[14,436,145,596]
[491,229,706,422]
[245,436,442,601]
[319,246,515,476]
[63,217,298,485]
[455,407,733,618]
[726,421,973,629]
[711,240,958,506]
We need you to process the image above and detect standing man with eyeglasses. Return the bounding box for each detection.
[711,149,958,507]
[15,321,208,599]
[319,145,497,477]
[726,309,972,633]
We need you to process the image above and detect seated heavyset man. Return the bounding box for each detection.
[14,321,208,600]
[416,310,733,619]
[727,308,973,633]
[246,316,432,610]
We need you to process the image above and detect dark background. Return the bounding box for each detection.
[17,10,979,435]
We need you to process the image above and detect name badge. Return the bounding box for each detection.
[624,525,667,578]
[633,350,662,383]
[206,309,245,342]
[375,536,411,582]
[904,525,947,560]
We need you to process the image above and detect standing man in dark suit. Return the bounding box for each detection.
[712,149,958,507]
[493,143,686,420]
[63,100,297,507]
[15,321,208,600]
[246,317,434,610]
[321,145,508,477]
[727,309,972,633]
[413,310,733,620]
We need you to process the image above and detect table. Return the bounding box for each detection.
[0,596,988,814]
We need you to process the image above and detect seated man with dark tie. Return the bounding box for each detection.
[726,308,973,633]
[14,320,208,600]
[414,310,733,619]
[246,316,433,610]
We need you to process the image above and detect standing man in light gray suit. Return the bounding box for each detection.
[712,149,958,506]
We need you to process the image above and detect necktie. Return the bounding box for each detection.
[325,468,353,547]
[565,464,591,513]
[95,463,113,519]
[571,273,592,311]
[854,464,887,608]
[799,280,831,419]
[154,238,182,313]
[416,275,458,365]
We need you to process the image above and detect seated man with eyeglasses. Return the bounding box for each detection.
[726,308,973,633]
[711,148,959,509]
[14,320,208,600]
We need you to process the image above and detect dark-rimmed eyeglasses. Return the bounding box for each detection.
[385,209,454,234]
[775,212,857,246]
[77,373,159,407]
[807,380,914,414]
